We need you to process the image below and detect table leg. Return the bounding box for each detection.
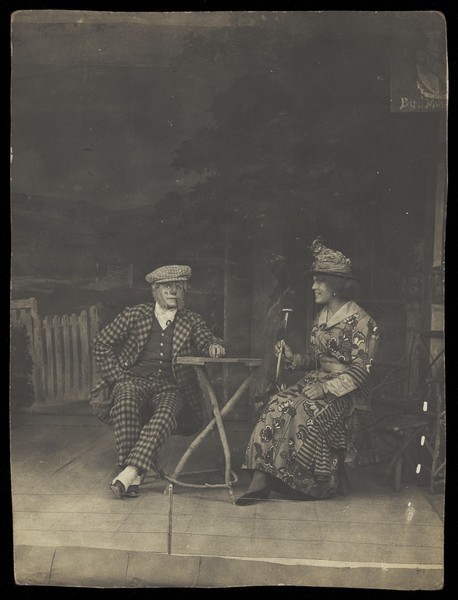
[167,368,257,489]
[195,367,225,471]
[196,367,235,501]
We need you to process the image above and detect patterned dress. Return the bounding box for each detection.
[241,301,379,498]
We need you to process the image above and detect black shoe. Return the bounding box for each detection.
[110,480,140,499]
[124,484,140,498]
[270,477,319,501]
[235,485,271,506]
[110,480,126,499]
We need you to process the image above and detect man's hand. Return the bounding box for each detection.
[302,382,324,400]
[208,343,226,358]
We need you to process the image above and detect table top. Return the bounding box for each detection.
[176,357,262,367]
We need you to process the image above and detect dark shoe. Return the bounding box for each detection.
[110,480,140,499]
[270,477,320,501]
[235,485,271,506]
[110,480,126,499]
[276,483,317,500]
[124,484,140,498]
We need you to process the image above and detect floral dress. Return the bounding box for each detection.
[241,301,379,498]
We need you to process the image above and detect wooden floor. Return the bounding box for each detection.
[10,403,444,589]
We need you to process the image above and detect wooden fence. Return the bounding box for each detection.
[10,298,100,405]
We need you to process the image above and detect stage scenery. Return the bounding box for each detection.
[10,11,446,590]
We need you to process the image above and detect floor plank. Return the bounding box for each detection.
[11,406,444,588]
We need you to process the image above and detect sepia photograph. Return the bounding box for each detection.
[10,10,446,589]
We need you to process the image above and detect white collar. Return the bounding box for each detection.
[317,300,362,328]
[154,304,177,330]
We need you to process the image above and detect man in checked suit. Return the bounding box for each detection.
[92,264,225,498]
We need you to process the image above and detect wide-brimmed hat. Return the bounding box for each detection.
[309,239,357,279]
[145,265,191,284]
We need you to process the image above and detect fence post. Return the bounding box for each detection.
[79,310,90,401]
[70,313,79,399]
[52,315,64,400]
[18,310,39,401]
[11,312,38,404]
[10,298,43,404]
[43,316,55,401]
[89,305,100,387]
[61,314,71,400]
[31,313,45,403]
[18,310,33,347]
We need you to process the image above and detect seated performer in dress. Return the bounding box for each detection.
[236,239,379,505]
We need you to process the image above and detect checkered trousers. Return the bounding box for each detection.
[110,373,183,472]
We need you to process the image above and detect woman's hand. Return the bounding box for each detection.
[274,340,294,363]
[303,382,324,400]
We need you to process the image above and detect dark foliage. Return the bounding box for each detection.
[10,326,35,410]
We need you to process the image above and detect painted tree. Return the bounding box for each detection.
[167,12,437,300]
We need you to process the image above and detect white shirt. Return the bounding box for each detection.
[154,304,177,330]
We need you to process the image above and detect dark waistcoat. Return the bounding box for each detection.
[129,316,175,379]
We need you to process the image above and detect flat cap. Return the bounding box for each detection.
[145,264,191,284]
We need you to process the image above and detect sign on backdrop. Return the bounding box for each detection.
[390,13,447,113]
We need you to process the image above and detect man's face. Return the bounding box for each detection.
[153,281,186,310]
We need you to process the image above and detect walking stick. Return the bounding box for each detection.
[275,308,293,390]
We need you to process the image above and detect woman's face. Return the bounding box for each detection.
[312,277,334,305]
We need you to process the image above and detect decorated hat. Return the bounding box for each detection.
[309,238,356,279]
[145,264,191,284]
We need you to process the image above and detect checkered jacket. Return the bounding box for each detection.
[91,303,222,421]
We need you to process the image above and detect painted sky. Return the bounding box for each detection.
[11,12,247,210]
[12,11,441,215]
